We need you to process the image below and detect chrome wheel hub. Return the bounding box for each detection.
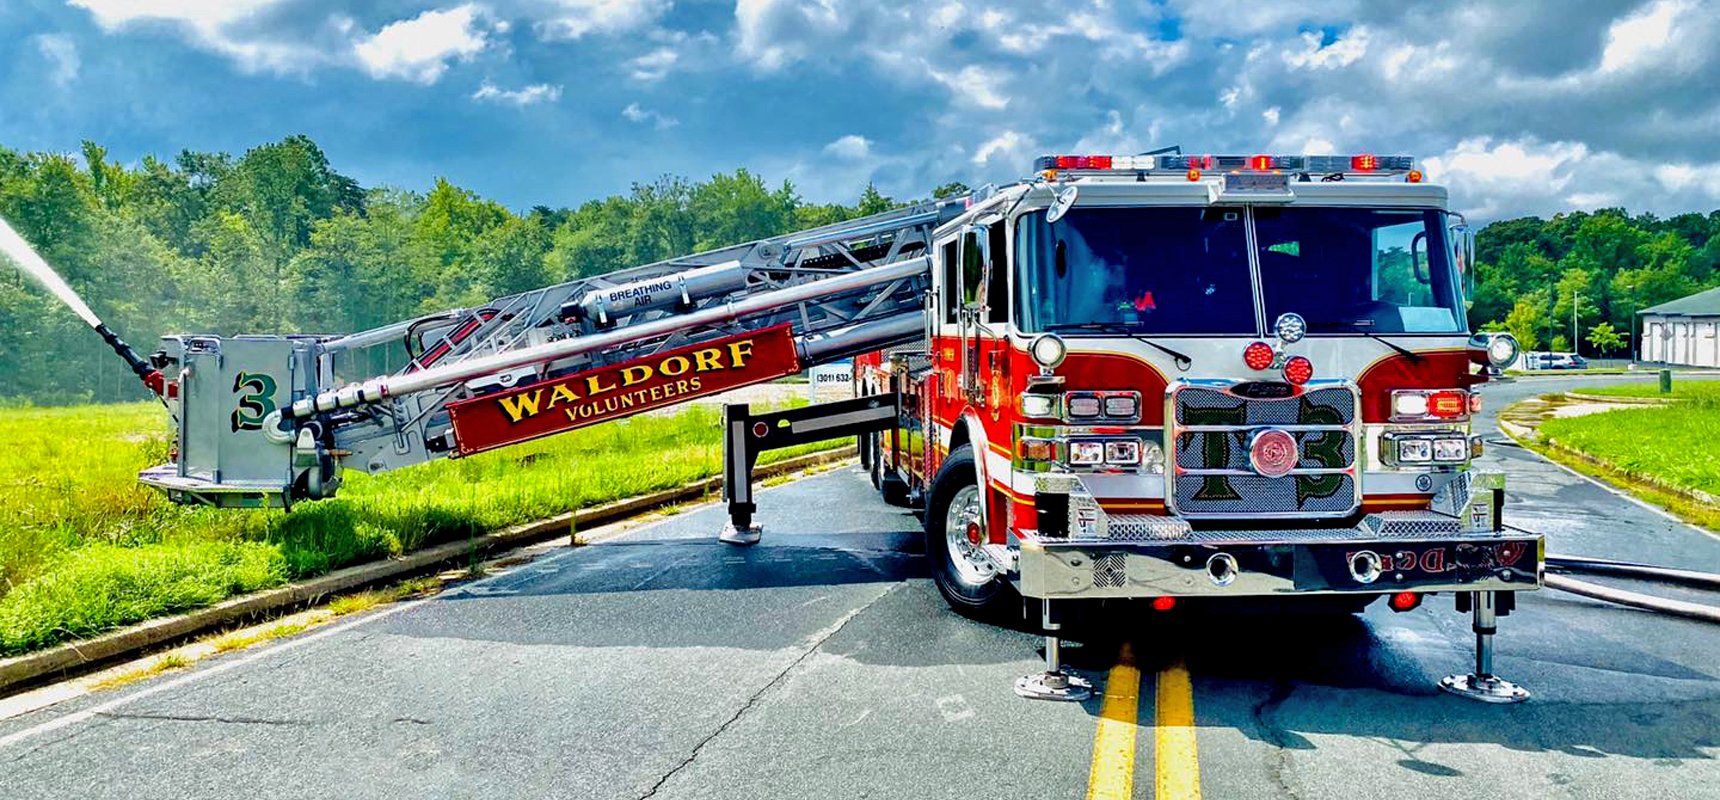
[943,485,996,586]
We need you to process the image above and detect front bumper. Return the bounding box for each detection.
[1013,471,1543,600]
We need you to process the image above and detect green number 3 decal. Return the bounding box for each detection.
[231,372,278,432]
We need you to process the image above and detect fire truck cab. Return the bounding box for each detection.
[858,153,1537,701]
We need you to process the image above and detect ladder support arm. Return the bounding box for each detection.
[720,393,900,541]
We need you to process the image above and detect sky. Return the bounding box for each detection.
[1,0,1717,221]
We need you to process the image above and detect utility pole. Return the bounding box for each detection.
[1572,290,1580,356]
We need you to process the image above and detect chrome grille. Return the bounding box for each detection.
[1169,381,1361,518]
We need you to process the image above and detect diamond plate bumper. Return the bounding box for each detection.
[1014,470,1542,600]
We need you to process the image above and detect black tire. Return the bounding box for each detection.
[869,432,884,491]
[925,444,1013,617]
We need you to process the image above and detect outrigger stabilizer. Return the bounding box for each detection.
[717,394,900,544]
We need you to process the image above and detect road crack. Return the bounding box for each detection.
[93,710,313,727]
[634,582,900,800]
[1251,680,1305,800]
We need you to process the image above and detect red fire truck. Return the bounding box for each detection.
[123,150,1534,704]
[851,153,1534,701]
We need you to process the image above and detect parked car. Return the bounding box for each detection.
[1540,353,1588,369]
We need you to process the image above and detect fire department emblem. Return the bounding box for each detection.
[988,372,1004,420]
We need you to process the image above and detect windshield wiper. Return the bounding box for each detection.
[1045,322,1194,371]
[1305,318,1426,363]
[1359,331,1424,363]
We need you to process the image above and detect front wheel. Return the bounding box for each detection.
[926,445,1013,617]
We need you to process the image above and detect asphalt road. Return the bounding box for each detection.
[2,374,1717,799]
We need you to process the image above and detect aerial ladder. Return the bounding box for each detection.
[136,196,971,542]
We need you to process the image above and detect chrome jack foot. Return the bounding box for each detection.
[1015,670,1092,702]
[1017,618,1090,701]
[1442,590,1528,703]
[718,523,761,545]
[1439,673,1529,703]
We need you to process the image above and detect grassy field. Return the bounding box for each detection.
[0,400,833,655]
[1576,380,1720,400]
[1538,395,1720,502]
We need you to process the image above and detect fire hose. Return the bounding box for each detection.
[1538,554,1720,624]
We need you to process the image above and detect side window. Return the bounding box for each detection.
[986,223,1009,323]
[1373,221,1437,308]
[940,239,959,324]
[961,231,983,307]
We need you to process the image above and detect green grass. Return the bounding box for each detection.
[1538,397,1720,500]
[1576,381,1720,400]
[0,400,835,655]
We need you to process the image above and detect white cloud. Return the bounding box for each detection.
[34,34,80,87]
[1422,137,1602,218]
[972,130,1034,167]
[1283,26,1370,70]
[823,135,872,160]
[1598,0,1687,74]
[626,47,677,82]
[68,0,285,30]
[537,0,670,40]
[472,81,562,106]
[928,65,1009,110]
[354,5,490,84]
[1262,107,1280,126]
[67,0,322,73]
[622,102,678,129]
[735,0,846,71]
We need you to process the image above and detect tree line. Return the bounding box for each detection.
[1467,208,1720,356]
[0,135,951,404]
[2,134,1715,403]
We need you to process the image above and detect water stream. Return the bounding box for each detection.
[0,214,102,327]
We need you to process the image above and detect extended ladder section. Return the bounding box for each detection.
[142,198,965,507]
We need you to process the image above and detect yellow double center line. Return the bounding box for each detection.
[1086,645,1200,800]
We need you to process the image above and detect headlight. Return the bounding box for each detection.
[1392,391,1430,417]
[1104,439,1141,465]
[1068,440,1105,465]
[1102,393,1139,419]
[1397,439,1432,463]
[1029,333,1067,370]
[1432,438,1469,462]
[1486,334,1519,368]
[1067,395,1102,417]
[1020,394,1057,418]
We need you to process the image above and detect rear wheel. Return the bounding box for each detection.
[869,432,884,491]
[926,445,1013,617]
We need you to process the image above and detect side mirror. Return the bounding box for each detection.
[1449,216,1476,298]
[1046,185,1078,224]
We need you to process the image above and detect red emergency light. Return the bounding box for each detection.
[1352,154,1379,171]
[1428,390,1468,418]
[1243,341,1276,371]
[1282,355,1314,385]
[1388,591,1422,612]
[1151,596,1177,612]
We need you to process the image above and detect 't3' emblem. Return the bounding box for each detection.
[231,372,277,432]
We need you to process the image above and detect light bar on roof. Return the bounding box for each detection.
[1034,155,1156,171]
[1033,153,1417,175]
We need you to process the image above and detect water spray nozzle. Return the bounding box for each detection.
[94,322,164,395]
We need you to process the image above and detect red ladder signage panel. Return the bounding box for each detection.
[446,324,801,456]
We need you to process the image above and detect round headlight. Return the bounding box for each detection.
[1486,334,1520,368]
[1274,312,1307,344]
[1029,333,1067,370]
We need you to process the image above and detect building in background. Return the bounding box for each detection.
[1638,287,1720,368]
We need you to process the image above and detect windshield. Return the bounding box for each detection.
[1015,207,1255,334]
[1254,207,1464,334]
